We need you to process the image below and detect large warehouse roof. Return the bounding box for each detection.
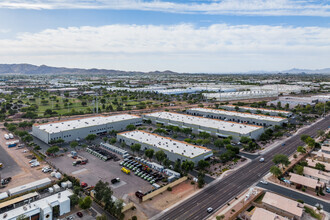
[34,114,140,133]
[189,108,286,122]
[222,105,290,114]
[119,130,212,158]
[145,112,262,134]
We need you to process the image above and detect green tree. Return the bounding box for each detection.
[197,160,210,170]
[130,144,141,155]
[145,149,154,160]
[315,163,325,171]
[270,166,282,177]
[197,172,205,188]
[96,215,107,220]
[155,150,167,164]
[297,146,306,154]
[214,139,224,149]
[85,134,97,142]
[46,146,60,154]
[240,136,251,144]
[294,165,304,175]
[126,124,136,131]
[70,194,80,208]
[300,134,309,142]
[79,196,92,210]
[181,160,195,175]
[70,141,78,150]
[272,154,290,168]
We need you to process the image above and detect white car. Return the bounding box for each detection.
[22,150,28,153]
[259,158,265,162]
[260,180,268,185]
[42,167,52,173]
[29,159,37,163]
[207,207,213,213]
[31,162,40,167]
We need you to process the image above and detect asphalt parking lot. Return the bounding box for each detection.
[0,143,21,178]
[48,150,154,198]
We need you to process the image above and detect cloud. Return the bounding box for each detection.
[0,0,329,16]
[0,23,329,72]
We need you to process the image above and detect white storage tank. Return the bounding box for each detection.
[55,172,62,179]
[0,192,8,200]
[61,182,68,188]
[53,184,60,192]
[48,187,54,193]
[66,181,72,188]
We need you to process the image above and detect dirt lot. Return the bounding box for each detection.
[48,150,154,199]
[0,128,54,192]
[125,180,199,219]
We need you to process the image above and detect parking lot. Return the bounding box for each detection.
[48,150,154,198]
[0,128,53,191]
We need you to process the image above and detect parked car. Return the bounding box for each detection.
[111,178,120,184]
[31,162,40,167]
[260,180,268,185]
[76,212,83,218]
[81,182,88,188]
[42,166,52,173]
[29,159,38,164]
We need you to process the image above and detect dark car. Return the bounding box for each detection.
[77,212,83,217]
[111,178,120,184]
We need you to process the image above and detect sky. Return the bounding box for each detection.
[0,0,330,73]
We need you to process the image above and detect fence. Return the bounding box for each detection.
[142,176,188,202]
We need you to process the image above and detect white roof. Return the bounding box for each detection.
[1,190,73,219]
[118,130,212,158]
[35,114,140,133]
[189,108,286,122]
[145,112,262,134]
[222,105,290,114]
[8,178,52,195]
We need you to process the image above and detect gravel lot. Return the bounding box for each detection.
[48,150,154,199]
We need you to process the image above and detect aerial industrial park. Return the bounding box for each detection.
[1,0,330,220]
[0,71,329,220]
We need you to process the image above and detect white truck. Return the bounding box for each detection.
[8,133,14,139]
[4,134,9,140]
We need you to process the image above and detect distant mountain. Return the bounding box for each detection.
[281,68,330,74]
[0,64,179,75]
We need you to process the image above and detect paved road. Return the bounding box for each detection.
[157,116,330,220]
[257,182,330,212]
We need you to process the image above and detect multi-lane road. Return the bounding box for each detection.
[158,116,330,220]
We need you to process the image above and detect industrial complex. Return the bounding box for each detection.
[221,105,291,117]
[186,108,288,127]
[143,111,264,140]
[32,114,142,143]
[117,130,213,163]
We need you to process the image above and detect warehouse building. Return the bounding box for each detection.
[186,108,287,127]
[32,114,142,143]
[0,190,73,220]
[143,112,264,141]
[221,105,291,117]
[117,130,213,164]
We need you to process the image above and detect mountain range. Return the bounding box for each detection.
[0,64,329,75]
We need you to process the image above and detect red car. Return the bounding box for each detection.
[76,212,83,218]
[81,182,88,188]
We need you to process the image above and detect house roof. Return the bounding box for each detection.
[289,172,323,189]
[251,208,286,220]
[262,192,303,217]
